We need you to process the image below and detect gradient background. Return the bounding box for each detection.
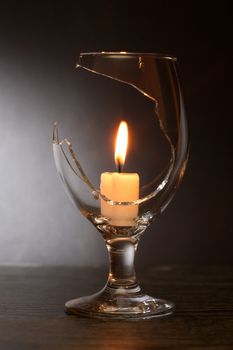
[0,1,232,267]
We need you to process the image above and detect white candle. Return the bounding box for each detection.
[100,121,139,226]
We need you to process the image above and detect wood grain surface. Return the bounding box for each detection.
[0,265,232,349]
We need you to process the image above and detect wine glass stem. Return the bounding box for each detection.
[106,238,140,291]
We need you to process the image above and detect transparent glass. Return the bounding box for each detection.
[52,52,189,320]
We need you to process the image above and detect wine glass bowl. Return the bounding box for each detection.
[52,52,189,319]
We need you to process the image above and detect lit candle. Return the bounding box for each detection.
[100,121,139,226]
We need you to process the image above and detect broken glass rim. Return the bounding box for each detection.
[53,51,180,206]
[79,51,177,61]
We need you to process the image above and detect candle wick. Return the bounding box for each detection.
[117,161,122,173]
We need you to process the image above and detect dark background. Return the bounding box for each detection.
[0,0,232,266]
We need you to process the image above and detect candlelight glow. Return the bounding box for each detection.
[114,121,128,170]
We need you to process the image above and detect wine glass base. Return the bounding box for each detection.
[65,289,174,320]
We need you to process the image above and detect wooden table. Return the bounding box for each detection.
[0,265,232,349]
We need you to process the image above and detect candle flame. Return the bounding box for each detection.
[114,121,128,171]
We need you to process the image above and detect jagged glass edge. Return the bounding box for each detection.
[52,60,177,206]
